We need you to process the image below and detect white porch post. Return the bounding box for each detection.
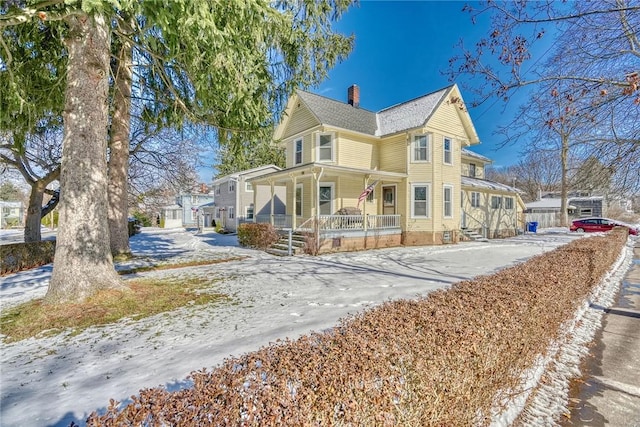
[290,174,297,229]
[269,179,275,226]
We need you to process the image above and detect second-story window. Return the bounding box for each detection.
[245,182,253,192]
[215,185,220,195]
[294,138,303,165]
[317,133,334,162]
[228,180,235,193]
[413,134,429,162]
[443,137,453,165]
[469,163,476,178]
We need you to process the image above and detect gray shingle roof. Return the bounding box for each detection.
[297,85,454,137]
[297,91,378,135]
[377,87,451,135]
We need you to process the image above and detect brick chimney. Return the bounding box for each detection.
[347,84,360,108]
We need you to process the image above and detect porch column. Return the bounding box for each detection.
[269,179,275,226]
[362,175,369,232]
[290,174,297,229]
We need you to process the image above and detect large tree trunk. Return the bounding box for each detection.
[108,20,134,258]
[45,13,123,304]
[24,183,44,243]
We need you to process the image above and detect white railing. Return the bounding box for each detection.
[318,214,400,231]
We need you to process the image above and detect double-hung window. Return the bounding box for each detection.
[491,196,502,209]
[413,134,429,162]
[245,182,253,192]
[411,183,430,218]
[471,192,481,208]
[504,197,514,209]
[468,163,476,178]
[228,180,235,193]
[443,185,453,218]
[246,204,254,220]
[443,137,453,165]
[294,138,303,165]
[228,206,235,219]
[317,133,334,162]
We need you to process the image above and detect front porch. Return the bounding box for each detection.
[255,213,403,254]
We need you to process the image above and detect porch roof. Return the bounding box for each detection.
[247,163,407,185]
[462,176,521,193]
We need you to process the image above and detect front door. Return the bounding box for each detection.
[383,186,395,215]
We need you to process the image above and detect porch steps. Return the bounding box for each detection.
[266,232,307,256]
[460,227,489,242]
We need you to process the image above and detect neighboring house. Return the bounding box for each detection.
[161,193,216,228]
[0,200,24,229]
[212,165,286,232]
[249,84,524,252]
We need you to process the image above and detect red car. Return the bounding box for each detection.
[569,217,638,235]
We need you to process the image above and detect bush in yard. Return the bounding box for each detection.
[1,240,56,275]
[86,230,628,426]
[237,223,279,250]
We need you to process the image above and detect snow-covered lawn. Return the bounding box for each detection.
[0,227,622,426]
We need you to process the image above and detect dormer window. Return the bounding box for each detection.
[317,133,334,162]
[412,134,429,162]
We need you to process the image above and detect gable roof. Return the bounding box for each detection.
[376,87,450,135]
[279,84,479,144]
[296,91,378,135]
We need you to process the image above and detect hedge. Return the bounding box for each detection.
[86,230,627,426]
[1,240,56,276]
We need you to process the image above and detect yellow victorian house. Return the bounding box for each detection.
[249,84,524,253]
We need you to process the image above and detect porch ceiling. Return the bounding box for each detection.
[248,163,407,185]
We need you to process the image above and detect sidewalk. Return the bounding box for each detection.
[565,240,640,426]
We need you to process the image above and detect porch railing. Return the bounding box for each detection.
[255,214,293,228]
[316,214,400,231]
[255,214,400,232]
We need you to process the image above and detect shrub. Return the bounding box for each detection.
[86,230,628,426]
[237,223,279,249]
[1,240,56,275]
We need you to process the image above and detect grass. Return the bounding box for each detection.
[116,256,247,275]
[0,276,229,343]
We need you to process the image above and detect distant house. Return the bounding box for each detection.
[161,193,216,228]
[0,200,24,229]
[212,165,286,232]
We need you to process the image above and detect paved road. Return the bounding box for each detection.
[564,240,640,426]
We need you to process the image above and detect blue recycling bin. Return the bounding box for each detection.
[527,221,538,233]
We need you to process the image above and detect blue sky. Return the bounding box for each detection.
[201,1,545,183]
[312,0,531,169]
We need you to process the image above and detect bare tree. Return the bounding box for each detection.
[0,130,61,242]
[448,1,640,195]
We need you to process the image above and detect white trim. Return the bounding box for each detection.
[411,133,430,163]
[443,136,453,165]
[411,182,431,218]
[318,182,335,215]
[316,132,335,163]
[443,184,454,218]
[294,138,303,165]
[295,184,304,217]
